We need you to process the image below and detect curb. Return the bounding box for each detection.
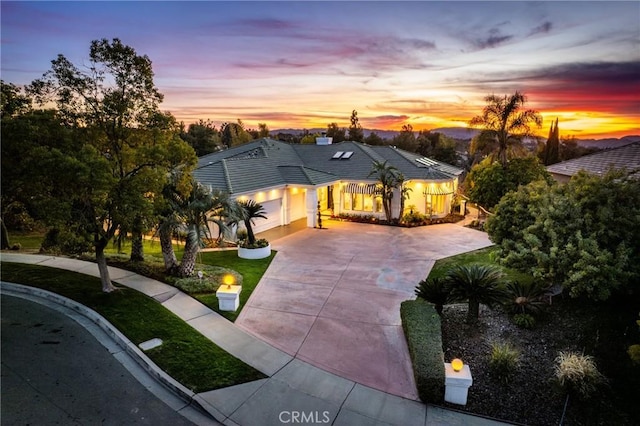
[0,281,211,420]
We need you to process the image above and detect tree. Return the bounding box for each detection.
[326,122,346,143]
[237,200,268,246]
[368,160,399,222]
[27,38,196,292]
[221,120,251,147]
[258,122,270,138]
[1,80,32,118]
[176,185,238,277]
[416,131,459,165]
[392,124,417,152]
[180,119,221,156]
[444,264,506,322]
[396,173,412,221]
[348,109,364,142]
[464,156,552,209]
[539,118,560,165]
[486,170,640,300]
[364,131,385,146]
[469,91,542,167]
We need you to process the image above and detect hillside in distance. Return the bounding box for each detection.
[272,127,640,149]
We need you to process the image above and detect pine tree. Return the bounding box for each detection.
[541,118,560,165]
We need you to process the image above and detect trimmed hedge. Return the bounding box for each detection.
[400,299,445,403]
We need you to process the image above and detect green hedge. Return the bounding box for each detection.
[401,299,445,403]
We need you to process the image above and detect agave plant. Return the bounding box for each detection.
[415,277,450,316]
[445,264,506,322]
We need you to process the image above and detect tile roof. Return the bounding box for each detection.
[546,142,640,179]
[194,138,464,194]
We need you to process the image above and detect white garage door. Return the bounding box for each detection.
[252,198,282,233]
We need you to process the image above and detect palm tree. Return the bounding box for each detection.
[157,174,240,277]
[469,91,542,167]
[445,264,506,322]
[396,173,412,221]
[177,186,239,277]
[368,160,399,222]
[237,200,267,246]
[415,277,450,316]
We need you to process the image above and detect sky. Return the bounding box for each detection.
[2,1,639,139]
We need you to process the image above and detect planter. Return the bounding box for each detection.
[238,243,271,259]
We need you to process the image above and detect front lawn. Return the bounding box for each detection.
[0,262,267,393]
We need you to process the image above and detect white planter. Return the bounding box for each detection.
[238,244,271,259]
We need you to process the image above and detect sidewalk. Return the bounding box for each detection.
[0,252,508,426]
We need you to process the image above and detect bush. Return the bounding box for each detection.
[238,238,269,249]
[555,352,605,398]
[40,227,92,255]
[168,266,243,294]
[628,345,640,365]
[489,342,520,383]
[400,299,445,403]
[513,313,536,329]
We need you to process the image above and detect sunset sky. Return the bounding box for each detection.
[2,1,639,139]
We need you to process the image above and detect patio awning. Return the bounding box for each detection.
[344,183,378,195]
[423,186,454,195]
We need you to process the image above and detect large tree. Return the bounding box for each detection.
[27,38,195,292]
[392,124,417,152]
[469,91,542,167]
[326,122,346,143]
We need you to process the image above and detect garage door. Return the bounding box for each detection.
[252,198,282,233]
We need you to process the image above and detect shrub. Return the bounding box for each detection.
[40,227,92,255]
[445,264,506,322]
[238,238,269,249]
[513,313,536,329]
[400,300,445,403]
[554,352,605,398]
[489,342,520,383]
[628,345,640,365]
[168,266,242,294]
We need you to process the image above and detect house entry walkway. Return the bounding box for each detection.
[236,221,494,400]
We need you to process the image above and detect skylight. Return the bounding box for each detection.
[341,151,354,159]
[332,151,344,159]
[416,157,437,167]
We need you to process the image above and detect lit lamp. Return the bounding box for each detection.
[223,274,235,289]
[451,358,464,372]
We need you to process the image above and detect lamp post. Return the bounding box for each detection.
[445,358,473,405]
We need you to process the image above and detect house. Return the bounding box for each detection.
[194,137,464,234]
[546,142,640,183]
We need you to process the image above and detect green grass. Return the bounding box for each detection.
[0,262,266,392]
[197,250,276,322]
[428,246,533,285]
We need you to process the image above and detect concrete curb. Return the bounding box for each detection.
[0,281,208,419]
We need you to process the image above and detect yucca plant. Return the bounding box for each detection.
[415,277,450,316]
[445,264,506,322]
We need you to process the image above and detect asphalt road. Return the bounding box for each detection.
[1,294,206,425]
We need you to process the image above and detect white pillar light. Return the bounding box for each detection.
[444,359,473,405]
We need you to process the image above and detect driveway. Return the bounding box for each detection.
[236,221,492,400]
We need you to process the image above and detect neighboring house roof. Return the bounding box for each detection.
[194,138,464,194]
[546,142,640,180]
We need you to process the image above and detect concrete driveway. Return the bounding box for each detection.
[236,221,492,400]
